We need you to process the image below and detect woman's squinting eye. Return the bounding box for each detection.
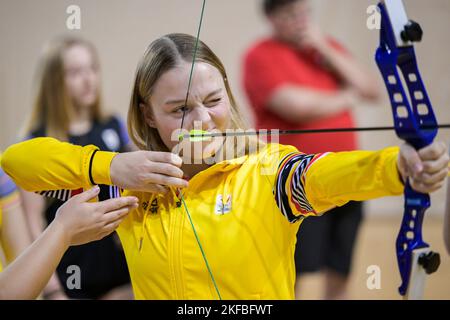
[174,105,188,113]
[206,97,222,106]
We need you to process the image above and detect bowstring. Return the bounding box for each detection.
[175,0,222,300]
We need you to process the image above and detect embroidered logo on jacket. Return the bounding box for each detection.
[215,194,232,215]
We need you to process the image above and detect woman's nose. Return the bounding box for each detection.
[188,106,214,131]
[193,105,212,123]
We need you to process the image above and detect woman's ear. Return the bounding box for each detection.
[140,103,156,128]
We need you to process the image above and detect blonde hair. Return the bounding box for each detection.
[24,36,104,141]
[128,33,257,155]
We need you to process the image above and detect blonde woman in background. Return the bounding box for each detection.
[20,36,133,300]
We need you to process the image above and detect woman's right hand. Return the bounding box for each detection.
[53,186,139,246]
[110,151,188,193]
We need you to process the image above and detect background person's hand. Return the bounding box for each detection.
[110,150,188,193]
[53,186,139,246]
[296,22,327,51]
[397,141,449,193]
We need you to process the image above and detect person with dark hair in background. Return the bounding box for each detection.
[243,0,382,299]
[20,36,134,300]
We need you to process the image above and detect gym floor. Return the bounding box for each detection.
[297,216,450,300]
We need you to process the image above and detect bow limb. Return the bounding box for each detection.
[376,0,440,299]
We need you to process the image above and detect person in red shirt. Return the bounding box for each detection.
[243,0,381,299]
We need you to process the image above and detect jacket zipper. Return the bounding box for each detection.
[168,192,186,299]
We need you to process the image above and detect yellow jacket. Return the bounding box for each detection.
[1,138,403,299]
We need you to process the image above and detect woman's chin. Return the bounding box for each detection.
[177,138,225,165]
[183,152,216,165]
